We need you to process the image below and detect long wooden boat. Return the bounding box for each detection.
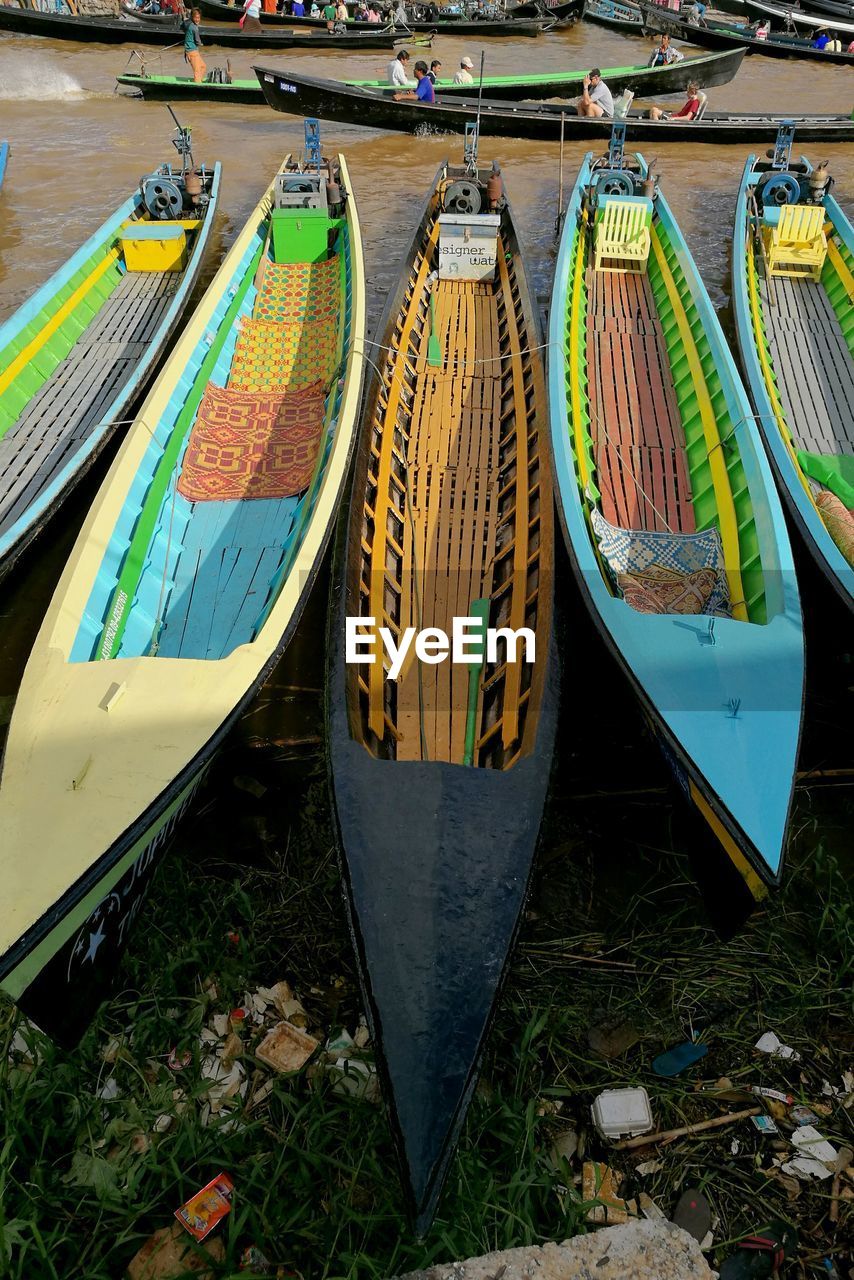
[584,0,646,32]
[0,132,219,580]
[0,142,365,1045]
[119,48,744,104]
[742,0,854,31]
[548,132,804,897]
[0,2,407,45]
[119,0,179,21]
[254,67,854,141]
[0,142,7,195]
[732,135,854,613]
[328,155,556,1230]
[197,0,547,30]
[792,0,854,18]
[639,5,854,64]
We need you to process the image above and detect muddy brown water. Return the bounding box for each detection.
[0,27,851,846]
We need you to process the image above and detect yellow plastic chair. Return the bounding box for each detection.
[594,197,652,275]
[763,203,827,281]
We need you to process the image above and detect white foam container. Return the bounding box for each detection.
[591,1087,654,1140]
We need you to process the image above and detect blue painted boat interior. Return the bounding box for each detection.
[0,142,8,194]
[71,206,351,664]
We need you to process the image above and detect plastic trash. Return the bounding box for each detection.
[754,1031,801,1061]
[591,1086,653,1140]
[652,1041,708,1077]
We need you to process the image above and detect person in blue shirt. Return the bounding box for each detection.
[812,28,830,48]
[292,0,305,13]
[394,59,435,102]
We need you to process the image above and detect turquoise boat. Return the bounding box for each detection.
[732,128,854,614]
[0,134,365,1045]
[0,125,219,580]
[0,141,8,194]
[548,129,804,898]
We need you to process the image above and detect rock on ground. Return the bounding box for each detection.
[394,1220,717,1280]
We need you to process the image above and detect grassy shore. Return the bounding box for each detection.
[1,732,851,1279]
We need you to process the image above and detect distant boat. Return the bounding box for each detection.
[0,134,366,1046]
[732,132,854,613]
[0,122,219,579]
[197,0,551,32]
[328,152,557,1231]
[638,3,854,64]
[584,0,646,32]
[254,66,854,142]
[548,129,804,899]
[0,1,411,44]
[117,47,745,103]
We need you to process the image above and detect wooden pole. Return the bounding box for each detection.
[615,1106,761,1150]
[556,111,565,239]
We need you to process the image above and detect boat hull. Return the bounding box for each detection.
[547,150,804,895]
[0,154,366,1041]
[197,0,548,30]
[731,155,854,614]
[328,161,557,1228]
[118,48,745,104]
[254,67,854,141]
[0,166,221,581]
[638,3,854,64]
[0,3,404,45]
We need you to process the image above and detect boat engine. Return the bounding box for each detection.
[444,180,482,215]
[140,108,211,220]
[141,171,185,220]
[274,171,329,212]
[757,171,801,208]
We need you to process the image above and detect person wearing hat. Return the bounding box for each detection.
[394,59,435,102]
[427,58,442,85]
[387,47,412,86]
[577,68,613,118]
[453,55,474,85]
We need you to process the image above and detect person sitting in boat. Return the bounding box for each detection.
[387,47,412,84]
[159,0,182,14]
[812,27,830,48]
[427,57,442,83]
[648,80,701,121]
[754,19,770,38]
[336,0,348,16]
[393,0,407,18]
[182,6,206,82]
[309,0,320,11]
[453,54,474,83]
[291,0,305,12]
[394,58,436,101]
[240,0,263,30]
[825,30,842,49]
[322,0,336,26]
[366,3,381,18]
[577,68,614,118]
[648,33,684,66]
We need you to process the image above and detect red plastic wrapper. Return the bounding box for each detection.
[175,1172,234,1240]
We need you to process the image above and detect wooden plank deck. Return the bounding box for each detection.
[761,273,854,456]
[0,270,180,537]
[395,278,503,765]
[587,268,695,533]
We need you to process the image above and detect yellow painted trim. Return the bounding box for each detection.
[0,243,123,397]
[650,229,748,622]
[569,217,591,495]
[689,781,768,902]
[0,155,367,964]
[827,236,854,304]
[745,237,819,512]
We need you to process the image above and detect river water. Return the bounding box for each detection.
[0,24,851,846]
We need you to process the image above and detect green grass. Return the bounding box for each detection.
[0,750,852,1279]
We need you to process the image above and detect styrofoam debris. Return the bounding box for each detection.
[152,1113,173,1134]
[354,1019,371,1049]
[200,1027,219,1045]
[591,1087,653,1140]
[201,1055,246,1111]
[781,1156,834,1181]
[636,1160,663,1177]
[97,1077,120,1101]
[755,1032,801,1062]
[730,1139,741,1156]
[638,1192,665,1221]
[325,1029,356,1058]
[256,1022,318,1074]
[790,1125,838,1166]
[326,1056,381,1102]
[211,1013,230,1038]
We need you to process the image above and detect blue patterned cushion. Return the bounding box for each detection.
[591,508,732,617]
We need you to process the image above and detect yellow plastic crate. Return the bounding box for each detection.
[120,221,188,273]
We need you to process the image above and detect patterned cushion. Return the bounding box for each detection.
[617,567,719,616]
[254,256,341,325]
[816,489,854,567]
[177,381,327,503]
[229,317,339,393]
[591,507,732,617]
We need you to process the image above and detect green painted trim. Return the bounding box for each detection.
[95,234,268,662]
[562,219,597,504]
[822,232,854,361]
[648,224,765,623]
